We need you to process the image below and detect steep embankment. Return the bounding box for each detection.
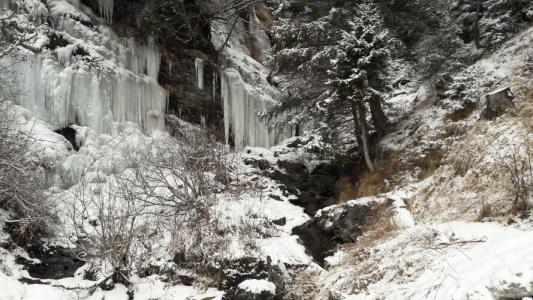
[289,25,533,300]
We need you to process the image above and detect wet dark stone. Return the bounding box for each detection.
[293,202,374,264]
[244,158,271,171]
[16,246,84,280]
[55,126,79,151]
[272,217,286,226]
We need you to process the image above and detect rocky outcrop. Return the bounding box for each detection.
[293,198,388,263]
[482,87,515,119]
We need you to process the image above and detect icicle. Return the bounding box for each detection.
[55,44,76,66]
[146,36,160,80]
[200,115,206,127]
[195,58,204,90]
[118,36,160,79]
[221,68,278,150]
[4,52,167,133]
[98,0,113,23]
[168,60,173,76]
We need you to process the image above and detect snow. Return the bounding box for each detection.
[372,222,533,299]
[257,235,311,265]
[237,279,276,295]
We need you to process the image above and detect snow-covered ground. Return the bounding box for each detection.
[300,25,533,299]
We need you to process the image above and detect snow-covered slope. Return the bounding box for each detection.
[295,25,533,300]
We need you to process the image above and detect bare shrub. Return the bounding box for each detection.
[0,15,53,241]
[495,137,533,217]
[66,128,255,284]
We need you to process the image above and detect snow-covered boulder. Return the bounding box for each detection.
[293,197,384,262]
[235,279,276,300]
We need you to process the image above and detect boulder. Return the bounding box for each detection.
[293,198,385,263]
[482,87,515,119]
[234,279,276,300]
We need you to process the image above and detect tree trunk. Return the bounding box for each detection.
[350,100,375,173]
[474,0,482,48]
[369,94,388,137]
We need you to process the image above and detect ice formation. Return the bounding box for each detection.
[98,0,113,23]
[212,69,218,100]
[195,58,204,90]
[121,36,161,80]
[0,0,48,23]
[6,52,167,133]
[1,0,167,134]
[221,68,294,150]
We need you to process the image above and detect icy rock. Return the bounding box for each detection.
[235,279,276,300]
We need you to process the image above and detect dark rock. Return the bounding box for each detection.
[272,217,286,226]
[244,158,271,171]
[286,138,304,148]
[452,82,467,91]
[293,200,380,264]
[46,33,69,50]
[482,87,515,119]
[219,257,270,300]
[55,126,79,151]
[16,246,84,280]
[269,194,282,201]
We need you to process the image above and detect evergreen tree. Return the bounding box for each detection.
[269,2,389,172]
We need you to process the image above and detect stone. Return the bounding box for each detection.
[293,200,379,263]
[272,217,286,226]
[234,279,276,300]
[482,87,515,119]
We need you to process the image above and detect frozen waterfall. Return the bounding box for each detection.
[221,68,293,150]
[195,58,204,90]
[98,0,113,23]
[120,36,161,80]
[5,51,167,133]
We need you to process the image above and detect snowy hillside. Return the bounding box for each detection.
[0,0,532,299]
[291,25,533,300]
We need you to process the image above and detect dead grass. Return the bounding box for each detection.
[443,102,477,123]
[414,148,444,180]
[353,152,401,198]
[335,176,358,203]
[255,4,273,30]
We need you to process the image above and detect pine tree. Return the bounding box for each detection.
[270,2,389,172]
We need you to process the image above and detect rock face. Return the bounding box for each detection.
[293,199,384,263]
[482,87,515,119]
[271,160,356,217]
